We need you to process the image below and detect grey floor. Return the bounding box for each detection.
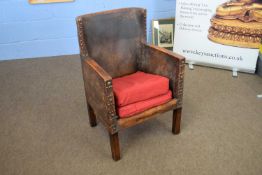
[0,55,262,175]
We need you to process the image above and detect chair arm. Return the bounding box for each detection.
[81,57,118,133]
[139,43,186,108]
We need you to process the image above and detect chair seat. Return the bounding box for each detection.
[112,71,170,107]
[118,90,172,118]
[112,71,171,118]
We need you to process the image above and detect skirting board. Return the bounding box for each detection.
[29,0,74,4]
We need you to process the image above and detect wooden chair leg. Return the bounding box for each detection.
[109,132,121,161]
[172,108,182,134]
[87,104,97,127]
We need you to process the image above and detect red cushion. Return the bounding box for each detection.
[117,90,172,118]
[112,71,169,107]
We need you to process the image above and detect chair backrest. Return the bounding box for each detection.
[77,8,146,78]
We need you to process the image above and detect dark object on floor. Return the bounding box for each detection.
[76,8,185,161]
[256,44,262,76]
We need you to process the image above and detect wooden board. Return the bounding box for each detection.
[117,99,177,129]
[29,0,74,4]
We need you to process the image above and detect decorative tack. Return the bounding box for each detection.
[176,60,185,108]
[77,17,88,57]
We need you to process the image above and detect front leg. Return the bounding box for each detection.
[109,132,121,161]
[172,108,182,134]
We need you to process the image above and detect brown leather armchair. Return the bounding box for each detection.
[76,8,185,161]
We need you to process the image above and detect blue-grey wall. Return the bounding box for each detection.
[0,0,175,60]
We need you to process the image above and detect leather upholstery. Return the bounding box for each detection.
[81,8,146,78]
[76,8,185,160]
[76,8,185,134]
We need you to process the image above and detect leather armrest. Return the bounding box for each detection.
[81,57,118,133]
[139,43,186,108]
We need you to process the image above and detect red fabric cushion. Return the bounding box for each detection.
[117,90,172,118]
[112,71,169,107]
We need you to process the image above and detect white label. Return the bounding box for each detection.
[173,0,260,73]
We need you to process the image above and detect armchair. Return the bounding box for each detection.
[76,8,185,161]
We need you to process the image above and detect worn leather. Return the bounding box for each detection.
[139,43,185,108]
[81,8,146,78]
[81,58,117,133]
[76,8,185,134]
